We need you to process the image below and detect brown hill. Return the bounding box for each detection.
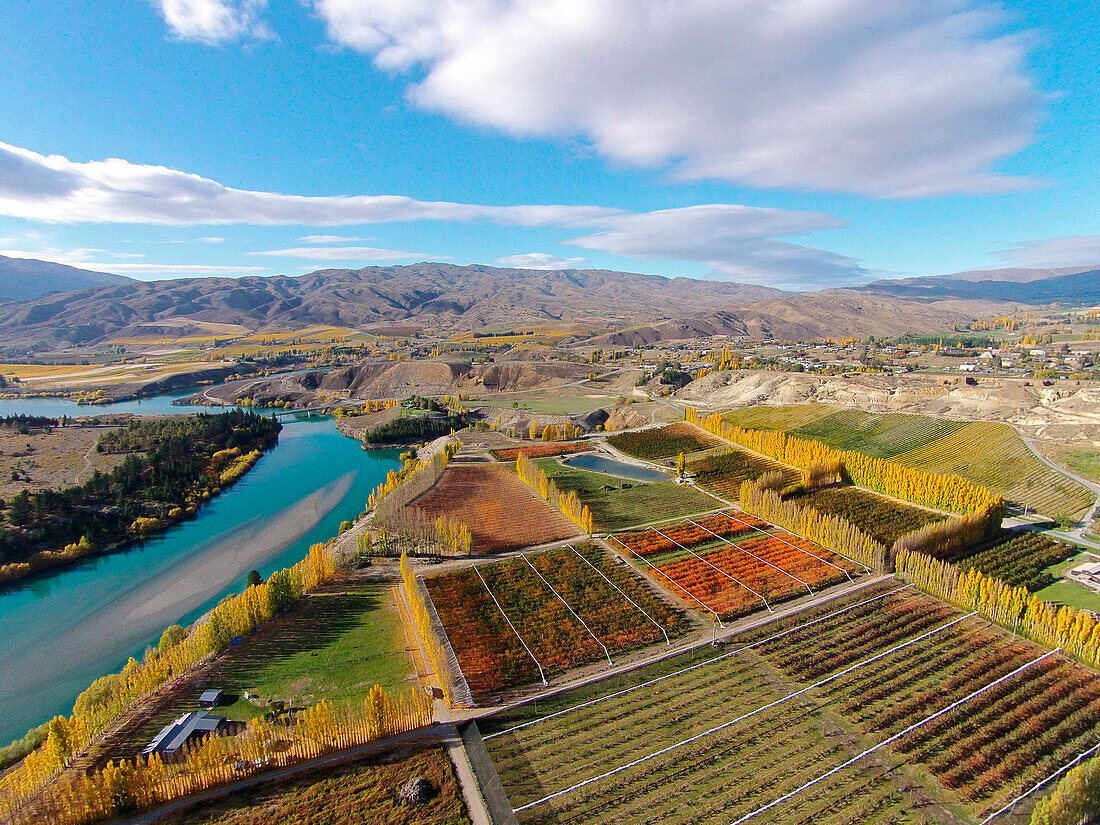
[0,263,784,350]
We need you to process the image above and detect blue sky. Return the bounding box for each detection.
[0,0,1097,291]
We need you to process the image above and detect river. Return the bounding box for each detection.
[0,394,401,744]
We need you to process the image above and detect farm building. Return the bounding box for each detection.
[142,711,227,758]
[198,689,224,707]
[1068,562,1100,593]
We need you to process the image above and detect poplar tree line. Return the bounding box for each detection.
[368,440,459,524]
[0,541,342,817]
[1029,750,1100,825]
[401,551,466,706]
[515,453,595,535]
[897,548,1100,666]
[13,688,432,825]
[686,408,1001,514]
[739,480,888,572]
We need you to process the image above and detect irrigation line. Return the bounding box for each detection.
[978,737,1100,824]
[726,512,861,580]
[521,553,613,668]
[727,648,1060,825]
[564,544,670,645]
[473,565,548,686]
[650,526,773,612]
[513,610,977,812]
[688,518,813,595]
[484,583,911,742]
[609,534,724,626]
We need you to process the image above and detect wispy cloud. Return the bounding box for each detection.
[249,246,431,260]
[0,141,868,286]
[995,235,1100,268]
[313,0,1042,198]
[494,252,588,270]
[298,234,372,243]
[156,0,271,44]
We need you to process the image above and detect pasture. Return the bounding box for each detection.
[533,457,718,531]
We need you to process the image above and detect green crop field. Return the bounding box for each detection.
[790,485,945,545]
[607,422,723,460]
[789,409,968,459]
[721,404,836,431]
[481,585,1100,825]
[946,530,1078,591]
[155,744,468,825]
[893,422,1095,519]
[687,448,798,500]
[534,457,719,530]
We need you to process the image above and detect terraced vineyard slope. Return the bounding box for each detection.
[721,405,1094,518]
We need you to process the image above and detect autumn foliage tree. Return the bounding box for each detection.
[516,453,594,535]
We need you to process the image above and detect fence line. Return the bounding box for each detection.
[514,610,977,812]
[688,519,813,595]
[608,534,724,625]
[726,512,861,580]
[474,566,548,686]
[978,738,1100,824]
[564,544,669,645]
[727,649,1059,825]
[521,554,613,667]
[483,583,911,742]
[650,526,772,612]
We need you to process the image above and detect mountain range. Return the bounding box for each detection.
[0,256,1097,352]
[0,256,133,302]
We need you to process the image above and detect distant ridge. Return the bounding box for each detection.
[0,256,133,302]
[859,268,1100,305]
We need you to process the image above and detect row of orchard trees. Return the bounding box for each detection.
[897,548,1100,667]
[739,480,887,572]
[516,452,594,535]
[17,689,432,825]
[686,408,1002,514]
[400,552,469,706]
[368,439,459,521]
[0,541,341,818]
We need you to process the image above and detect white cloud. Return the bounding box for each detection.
[494,252,589,270]
[0,142,616,227]
[250,246,430,260]
[156,0,271,44]
[996,235,1100,269]
[298,234,372,243]
[198,236,226,243]
[0,141,867,285]
[87,262,269,274]
[570,205,868,287]
[312,0,1041,198]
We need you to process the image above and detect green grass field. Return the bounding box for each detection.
[155,744,468,825]
[534,457,719,530]
[1058,450,1100,483]
[1034,552,1100,613]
